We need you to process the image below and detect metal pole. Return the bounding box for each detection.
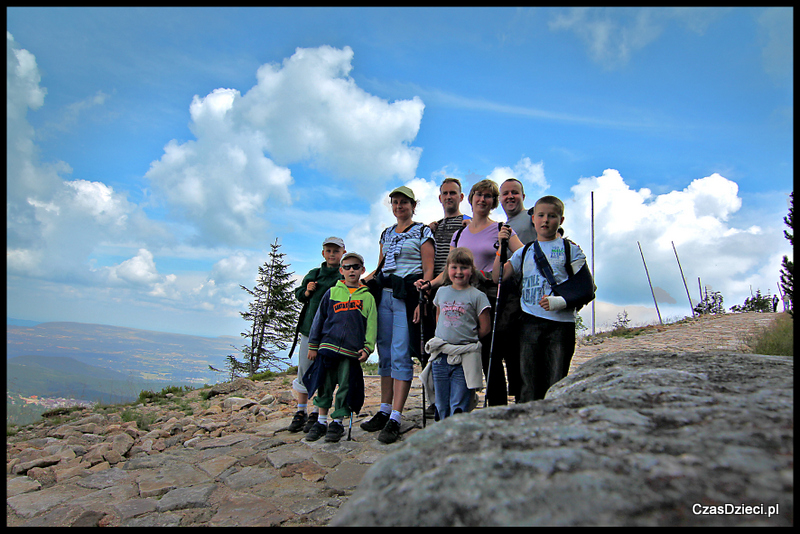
[591,191,595,336]
[638,241,662,325]
[671,241,696,318]
[698,277,703,303]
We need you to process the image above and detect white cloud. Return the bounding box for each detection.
[145,45,425,248]
[486,157,549,201]
[564,169,790,328]
[107,248,161,286]
[548,7,730,70]
[549,8,663,70]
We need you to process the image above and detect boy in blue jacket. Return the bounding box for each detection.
[302,252,378,442]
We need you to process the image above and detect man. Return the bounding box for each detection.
[432,177,471,278]
[491,177,536,404]
[426,177,470,419]
[499,178,536,245]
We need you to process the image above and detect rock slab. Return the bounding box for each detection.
[333,351,793,526]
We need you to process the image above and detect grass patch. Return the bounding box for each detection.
[746,313,793,356]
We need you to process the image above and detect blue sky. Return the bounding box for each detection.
[7,7,793,347]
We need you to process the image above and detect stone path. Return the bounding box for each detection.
[6,312,783,526]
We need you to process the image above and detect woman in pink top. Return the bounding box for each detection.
[416,179,524,407]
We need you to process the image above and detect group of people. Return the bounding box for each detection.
[286,177,592,445]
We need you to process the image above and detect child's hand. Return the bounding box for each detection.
[305,281,318,297]
[412,304,421,324]
[307,349,318,361]
[539,295,567,312]
[357,349,369,362]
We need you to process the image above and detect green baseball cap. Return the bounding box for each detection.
[389,185,416,201]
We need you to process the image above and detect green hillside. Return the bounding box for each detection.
[7,354,193,426]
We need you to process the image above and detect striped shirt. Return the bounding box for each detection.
[380,223,434,279]
[433,215,470,277]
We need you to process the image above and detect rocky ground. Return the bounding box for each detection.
[6,312,785,526]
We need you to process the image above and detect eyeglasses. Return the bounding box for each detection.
[341,264,362,271]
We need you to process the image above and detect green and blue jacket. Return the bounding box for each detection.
[307,281,377,358]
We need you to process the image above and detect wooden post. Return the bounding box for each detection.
[638,241,662,325]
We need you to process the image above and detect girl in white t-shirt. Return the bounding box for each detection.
[423,247,491,419]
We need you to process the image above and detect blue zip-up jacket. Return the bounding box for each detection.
[307,282,377,358]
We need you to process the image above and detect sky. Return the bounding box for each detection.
[7,7,793,351]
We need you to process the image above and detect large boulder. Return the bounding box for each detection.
[333,351,793,526]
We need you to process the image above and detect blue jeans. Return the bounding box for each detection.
[431,357,472,418]
[377,289,414,382]
[518,314,575,403]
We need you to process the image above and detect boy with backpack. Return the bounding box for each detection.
[287,237,345,433]
[492,195,595,402]
[302,252,377,442]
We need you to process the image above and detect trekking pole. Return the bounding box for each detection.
[418,286,428,429]
[347,412,353,441]
[484,235,509,408]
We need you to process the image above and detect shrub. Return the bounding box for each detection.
[746,313,793,357]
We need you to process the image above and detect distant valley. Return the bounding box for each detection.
[6,321,246,426]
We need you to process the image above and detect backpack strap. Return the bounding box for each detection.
[523,238,571,284]
[520,241,534,279]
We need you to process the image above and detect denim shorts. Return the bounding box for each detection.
[376,289,414,382]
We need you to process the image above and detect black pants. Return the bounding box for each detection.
[481,278,522,406]
[518,313,575,403]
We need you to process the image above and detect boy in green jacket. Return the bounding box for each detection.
[303,252,377,442]
[288,237,345,433]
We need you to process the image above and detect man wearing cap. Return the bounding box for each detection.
[287,236,345,433]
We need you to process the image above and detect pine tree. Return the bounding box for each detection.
[230,238,301,378]
[780,192,793,316]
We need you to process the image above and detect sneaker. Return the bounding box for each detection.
[360,410,390,432]
[303,411,319,433]
[305,422,327,442]
[287,410,307,433]
[325,421,345,442]
[377,419,401,444]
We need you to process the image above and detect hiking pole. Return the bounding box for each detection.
[418,286,428,429]
[347,412,353,441]
[484,235,509,408]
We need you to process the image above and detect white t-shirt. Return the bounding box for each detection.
[509,238,586,323]
[433,285,491,344]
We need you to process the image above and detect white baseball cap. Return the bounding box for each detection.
[322,236,345,248]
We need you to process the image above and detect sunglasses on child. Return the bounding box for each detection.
[341,263,362,270]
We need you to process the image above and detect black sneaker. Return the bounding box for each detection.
[303,411,319,433]
[305,422,327,442]
[287,410,307,433]
[377,419,401,444]
[360,410,390,432]
[325,421,345,443]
